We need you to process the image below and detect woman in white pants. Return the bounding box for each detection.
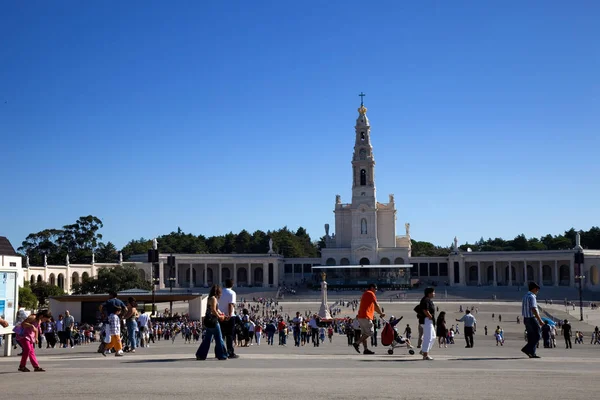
[418,287,436,360]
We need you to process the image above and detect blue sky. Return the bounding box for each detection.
[1,1,598,252]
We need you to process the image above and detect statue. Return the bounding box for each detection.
[152,238,158,250]
[268,238,274,254]
[335,194,341,204]
[318,271,332,320]
[405,222,410,237]
[91,252,95,264]
[324,223,330,237]
[119,252,123,265]
[66,254,69,265]
[453,236,458,252]
[43,254,47,267]
[25,256,30,267]
[389,194,395,203]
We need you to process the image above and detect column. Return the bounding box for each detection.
[553,260,558,287]
[569,257,575,288]
[538,261,543,287]
[218,263,222,285]
[508,261,512,286]
[263,262,268,287]
[204,264,208,286]
[449,258,455,287]
[492,261,497,286]
[459,260,466,286]
[477,261,481,285]
[233,264,237,287]
[159,261,165,289]
[189,264,194,288]
[523,260,528,286]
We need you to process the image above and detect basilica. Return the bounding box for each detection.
[11,99,600,293]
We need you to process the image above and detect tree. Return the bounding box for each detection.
[19,283,38,310]
[96,242,119,263]
[18,229,63,266]
[121,238,153,261]
[29,281,65,306]
[234,230,252,253]
[71,264,151,294]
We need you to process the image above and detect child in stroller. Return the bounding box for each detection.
[381,316,415,355]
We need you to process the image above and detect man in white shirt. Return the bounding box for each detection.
[456,309,477,348]
[292,312,303,347]
[218,279,239,359]
[309,315,320,347]
[138,310,151,347]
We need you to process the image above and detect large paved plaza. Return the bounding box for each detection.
[1,301,599,400]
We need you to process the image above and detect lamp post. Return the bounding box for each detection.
[169,267,176,315]
[575,274,585,322]
[148,239,159,316]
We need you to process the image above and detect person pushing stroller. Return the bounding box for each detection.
[381,316,415,355]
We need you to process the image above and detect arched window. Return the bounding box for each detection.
[326,258,336,266]
[49,273,56,286]
[394,257,405,265]
[361,218,367,234]
[360,169,366,186]
[57,274,65,290]
[359,149,366,160]
[380,258,390,265]
[72,272,79,286]
[360,132,365,142]
[82,272,89,281]
[30,275,35,285]
[359,257,370,265]
[340,258,350,265]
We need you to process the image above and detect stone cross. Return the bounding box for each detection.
[359,92,366,106]
[119,252,123,265]
[152,238,158,250]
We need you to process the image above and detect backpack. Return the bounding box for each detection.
[413,304,423,317]
[381,323,394,346]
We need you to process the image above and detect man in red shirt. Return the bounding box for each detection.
[277,318,287,346]
[353,283,385,355]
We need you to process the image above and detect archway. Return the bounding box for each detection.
[468,266,478,282]
[254,267,264,286]
[380,257,390,265]
[237,267,248,286]
[82,272,89,281]
[222,267,231,282]
[37,275,43,283]
[138,269,146,281]
[204,268,214,285]
[326,258,336,266]
[542,265,552,285]
[526,265,534,282]
[185,268,196,285]
[590,265,599,286]
[49,273,56,286]
[72,272,79,286]
[504,266,516,284]
[394,257,405,265]
[57,274,65,290]
[30,275,35,285]
[340,258,350,266]
[359,257,370,265]
[559,265,570,286]
[487,266,494,284]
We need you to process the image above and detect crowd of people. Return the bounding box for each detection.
[4,278,600,370]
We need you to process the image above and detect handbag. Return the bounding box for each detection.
[204,313,218,329]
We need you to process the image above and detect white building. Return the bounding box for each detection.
[15,99,600,293]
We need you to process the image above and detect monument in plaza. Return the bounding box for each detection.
[318,271,332,321]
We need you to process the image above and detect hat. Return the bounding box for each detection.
[528,281,540,291]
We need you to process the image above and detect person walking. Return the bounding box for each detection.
[417,287,436,360]
[218,279,239,359]
[16,310,52,372]
[123,297,139,352]
[63,310,75,348]
[436,312,448,348]
[456,309,477,348]
[352,283,385,355]
[195,285,228,361]
[561,319,572,349]
[521,282,544,358]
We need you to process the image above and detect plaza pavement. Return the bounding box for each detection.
[1,301,598,400]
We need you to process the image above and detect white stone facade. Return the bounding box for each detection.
[321,104,410,267]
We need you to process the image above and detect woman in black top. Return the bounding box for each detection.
[436,312,448,348]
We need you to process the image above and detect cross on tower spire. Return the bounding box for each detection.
[359,92,366,106]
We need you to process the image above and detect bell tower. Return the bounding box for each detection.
[351,93,376,206]
[350,93,378,260]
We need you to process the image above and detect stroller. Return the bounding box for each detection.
[381,316,415,355]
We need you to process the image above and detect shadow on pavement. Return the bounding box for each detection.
[123,357,197,364]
